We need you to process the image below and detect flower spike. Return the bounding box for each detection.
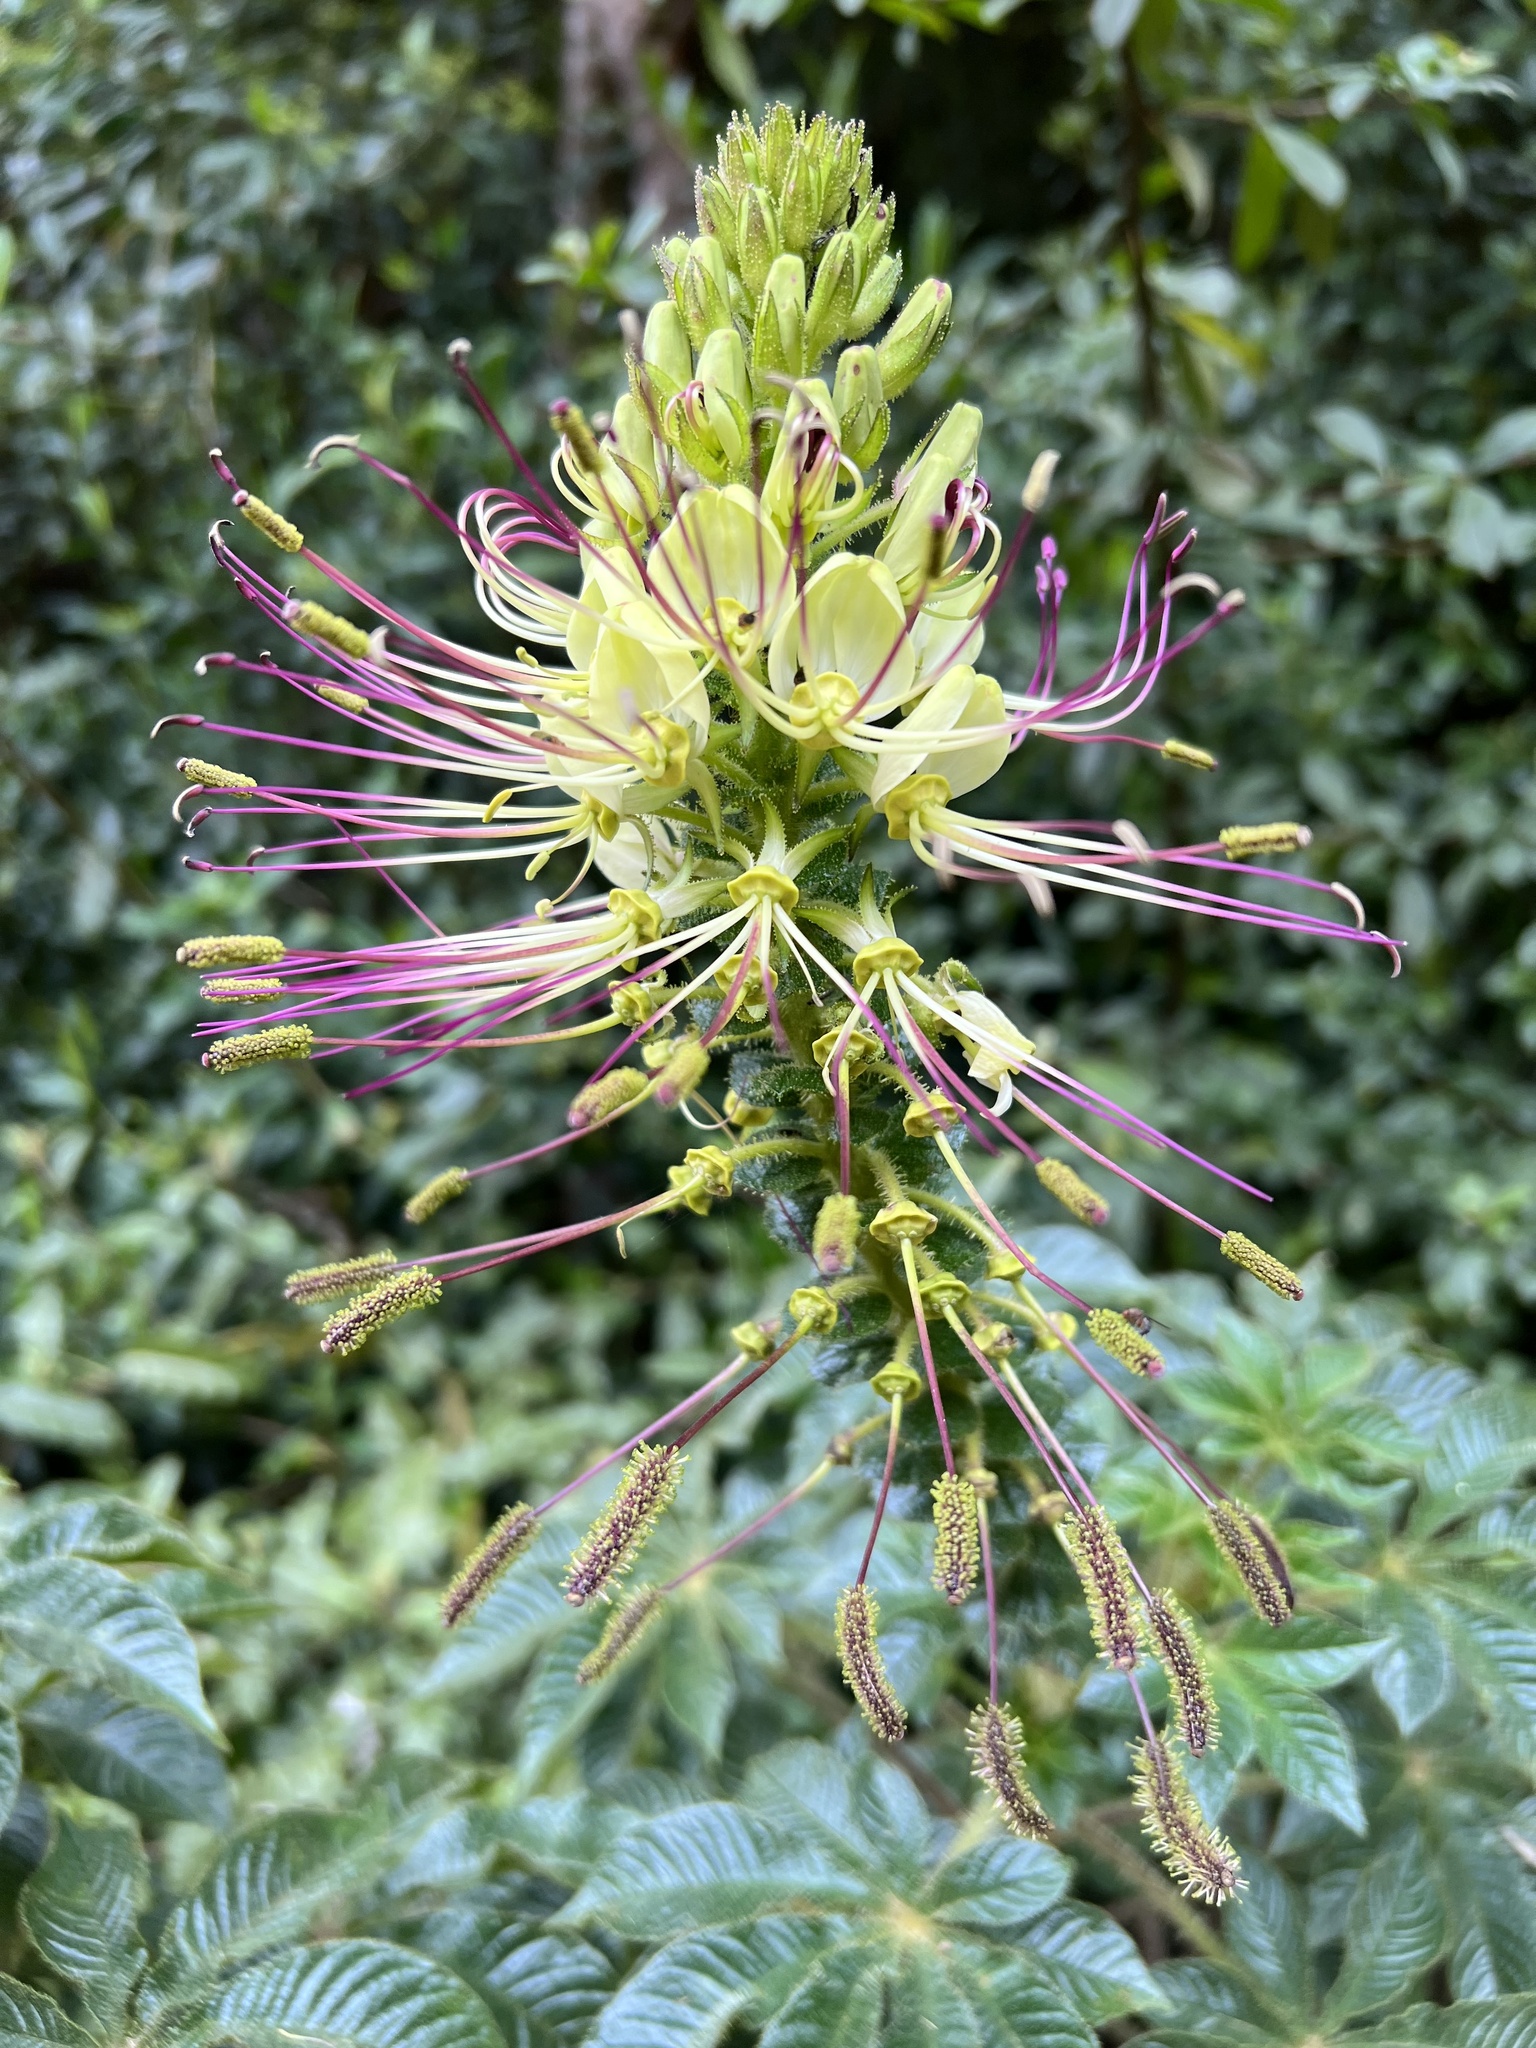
[1133,1735,1243,1903]
[564,1445,686,1606]
[836,1583,907,1742]
[968,1702,1051,1839]
[442,1504,539,1626]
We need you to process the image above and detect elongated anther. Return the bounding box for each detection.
[577,1585,665,1682]
[179,934,284,968]
[835,1583,906,1741]
[320,1267,442,1356]
[1060,1504,1141,1671]
[968,1702,1050,1838]
[568,1069,649,1128]
[318,684,369,713]
[1220,1231,1303,1300]
[1219,822,1311,860]
[1162,738,1216,770]
[238,494,304,552]
[178,756,256,792]
[1086,1308,1164,1378]
[286,599,372,660]
[284,1249,396,1305]
[1144,1590,1219,1757]
[1036,1158,1109,1226]
[442,1504,539,1626]
[404,1168,470,1224]
[813,1192,863,1277]
[931,1472,980,1605]
[1208,1499,1294,1626]
[564,1444,685,1605]
[201,1023,313,1073]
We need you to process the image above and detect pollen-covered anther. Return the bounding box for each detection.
[319,1267,442,1357]
[812,1193,863,1277]
[835,1584,907,1741]
[202,977,283,1002]
[237,494,304,552]
[726,864,800,911]
[284,599,372,660]
[1219,822,1312,860]
[881,773,952,842]
[1035,1158,1110,1226]
[568,1068,649,1129]
[1161,738,1217,770]
[564,1444,685,1605]
[1087,1308,1165,1379]
[284,1250,396,1305]
[550,397,604,474]
[1061,1504,1142,1670]
[177,756,256,793]
[968,1702,1051,1839]
[903,1091,960,1138]
[787,1286,839,1337]
[652,1036,710,1108]
[1208,1500,1295,1627]
[178,933,285,968]
[577,1585,665,1683]
[931,1472,980,1605]
[1144,1590,1219,1757]
[441,1503,539,1626]
[1021,449,1059,514]
[318,684,369,714]
[1132,1735,1244,1904]
[201,1023,313,1073]
[868,1199,936,1248]
[850,936,923,980]
[1220,1230,1303,1300]
[668,1144,734,1214]
[404,1168,471,1225]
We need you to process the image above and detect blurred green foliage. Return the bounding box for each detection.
[0,1,1534,2042]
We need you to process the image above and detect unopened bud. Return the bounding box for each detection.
[634,300,692,416]
[578,1584,665,1683]
[875,277,952,399]
[1061,1504,1142,1671]
[931,1473,980,1606]
[202,977,282,1002]
[1208,1499,1294,1627]
[1086,1308,1165,1379]
[1144,1590,1218,1758]
[1036,1157,1110,1227]
[178,757,256,792]
[779,137,824,252]
[564,1444,685,1605]
[835,1583,906,1741]
[285,600,371,660]
[404,1167,470,1225]
[201,1023,313,1073]
[1022,449,1059,513]
[441,1503,539,1626]
[318,684,369,714]
[735,185,781,299]
[968,1702,1050,1840]
[787,1286,839,1336]
[1219,822,1312,860]
[1133,1735,1242,1905]
[804,230,863,360]
[237,494,304,552]
[1162,737,1217,770]
[284,1249,396,1306]
[673,235,734,349]
[320,1266,442,1357]
[753,252,806,384]
[568,1068,649,1129]
[832,343,889,468]
[847,251,901,339]
[179,933,285,969]
[813,1192,863,1277]
[1220,1231,1303,1301]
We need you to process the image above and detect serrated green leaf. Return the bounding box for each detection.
[7,1497,203,1568]
[0,1387,128,1459]
[1023,1902,1169,2021]
[0,1976,91,2048]
[964,1957,1099,2048]
[759,1941,891,2048]
[512,1616,613,1793]
[23,1688,229,1826]
[922,1830,1068,1929]
[557,1801,861,1938]
[1221,1853,1307,2003]
[660,1599,734,1760]
[0,1556,217,1735]
[589,1916,832,2048]
[1372,1585,1455,1733]
[1348,1993,1536,2046]
[21,1813,148,2037]
[189,1939,501,2048]
[1223,1674,1365,1833]
[743,1740,931,1889]
[1442,1609,1536,1773]
[1327,1829,1445,2020]
[1440,1828,1536,2000]
[0,1711,20,1836]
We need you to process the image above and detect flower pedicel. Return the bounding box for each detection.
[167,108,1398,1901]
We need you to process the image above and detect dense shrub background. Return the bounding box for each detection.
[1,3,1534,2043]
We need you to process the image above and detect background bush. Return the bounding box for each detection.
[0,2,1533,2043]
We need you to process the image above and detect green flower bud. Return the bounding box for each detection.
[832,345,889,469]
[779,138,824,253]
[695,168,738,262]
[672,235,734,350]
[720,113,758,198]
[760,102,796,189]
[848,192,895,268]
[813,1192,863,1278]
[804,231,864,362]
[753,252,805,388]
[876,401,980,594]
[638,300,692,412]
[847,251,902,341]
[821,121,868,230]
[695,326,753,471]
[874,276,953,399]
[735,186,781,301]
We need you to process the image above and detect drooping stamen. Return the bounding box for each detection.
[931,1471,980,1606]
[404,1167,471,1224]
[1060,1504,1143,1671]
[284,1250,396,1305]
[1162,738,1216,770]
[577,1584,665,1683]
[968,1701,1051,1840]
[563,1444,686,1606]
[1208,1500,1294,1626]
[320,1266,442,1356]
[1086,1308,1165,1379]
[835,1582,907,1742]
[1143,1589,1218,1758]
[442,1503,539,1625]
[1220,1231,1303,1301]
[1131,1732,1243,1904]
[1036,1157,1110,1226]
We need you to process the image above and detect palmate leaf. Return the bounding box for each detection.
[1348,1993,1536,2046]
[1217,1668,1366,1834]
[759,1941,890,2048]
[23,1686,230,1826]
[4,1494,206,1568]
[0,1556,217,1735]
[0,1977,91,2048]
[425,1886,615,2048]
[185,1939,501,2048]
[1022,1903,1168,2024]
[20,1812,149,2038]
[921,1833,1069,1931]
[742,1740,935,1892]
[1221,1855,1308,2008]
[588,1916,835,2048]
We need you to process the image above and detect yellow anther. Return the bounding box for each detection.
[917,1271,968,1311]
[851,936,922,980]
[1162,738,1216,770]
[1219,822,1312,860]
[787,1286,839,1336]
[482,788,516,823]
[727,865,800,911]
[608,888,665,944]
[178,756,256,792]
[202,977,282,1002]
[903,1092,960,1138]
[653,1037,710,1105]
[868,1199,936,1247]
[238,494,304,551]
[287,600,371,660]
[318,685,369,714]
[871,1359,923,1402]
[880,772,953,842]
